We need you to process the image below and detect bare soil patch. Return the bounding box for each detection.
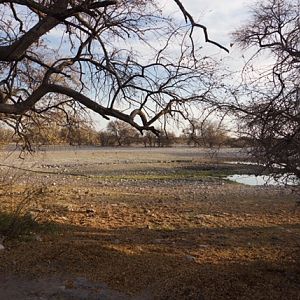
[0,147,299,299]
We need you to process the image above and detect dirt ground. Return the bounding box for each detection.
[0,147,299,300]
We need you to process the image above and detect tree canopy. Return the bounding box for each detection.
[0,0,227,148]
[233,0,300,179]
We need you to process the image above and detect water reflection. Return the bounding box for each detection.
[226,174,299,186]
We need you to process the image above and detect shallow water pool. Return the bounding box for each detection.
[226,174,299,186]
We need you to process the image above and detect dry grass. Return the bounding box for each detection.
[0,148,299,299]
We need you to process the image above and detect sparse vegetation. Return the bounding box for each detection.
[0,148,299,299]
[0,169,54,239]
[0,0,299,299]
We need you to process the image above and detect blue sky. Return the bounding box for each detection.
[29,0,257,131]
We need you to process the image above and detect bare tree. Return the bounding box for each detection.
[0,0,228,150]
[59,115,98,145]
[0,125,13,145]
[106,120,139,146]
[184,120,229,148]
[233,0,300,179]
[141,131,157,147]
[156,131,176,147]
[98,130,115,147]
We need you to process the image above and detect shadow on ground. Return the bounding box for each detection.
[0,214,300,300]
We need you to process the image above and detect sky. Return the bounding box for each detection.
[2,0,258,132]
[164,0,253,48]
[92,0,256,131]
[190,0,260,65]
[182,0,253,43]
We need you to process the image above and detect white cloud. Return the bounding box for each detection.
[162,0,253,45]
[194,0,253,44]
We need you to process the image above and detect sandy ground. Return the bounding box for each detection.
[0,147,299,300]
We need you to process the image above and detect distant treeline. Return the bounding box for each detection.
[0,119,251,148]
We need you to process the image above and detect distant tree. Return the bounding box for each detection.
[201,122,229,148]
[98,131,115,147]
[176,134,189,146]
[226,136,253,148]
[6,110,66,148]
[233,0,300,178]
[142,132,157,147]
[184,120,229,148]
[156,131,176,147]
[2,110,98,147]
[0,126,13,145]
[59,116,98,145]
[106,120,139,146]
[0,0,228,150]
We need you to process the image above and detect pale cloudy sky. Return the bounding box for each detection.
[182,0,253,42]
[159,0,257,74]
[91,0,257,130]
[163,0,254,47]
